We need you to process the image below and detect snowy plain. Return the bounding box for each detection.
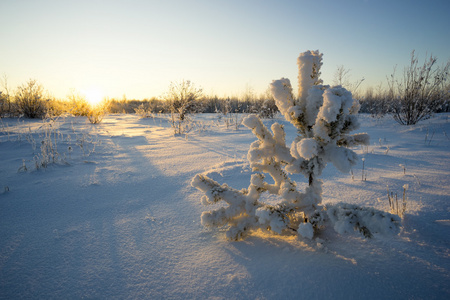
[0,113,449,299]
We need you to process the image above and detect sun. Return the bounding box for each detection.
[82,88,104,106]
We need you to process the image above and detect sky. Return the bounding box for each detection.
[1,0,449,100]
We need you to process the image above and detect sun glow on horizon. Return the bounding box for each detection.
[82,88,104,106]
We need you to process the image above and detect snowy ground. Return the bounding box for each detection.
[1,113,449,299]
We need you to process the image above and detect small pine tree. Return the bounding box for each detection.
[192,50,401,241]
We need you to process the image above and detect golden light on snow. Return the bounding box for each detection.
[82,88,104,106]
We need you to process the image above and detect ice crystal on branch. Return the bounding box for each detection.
[192,50,401,241]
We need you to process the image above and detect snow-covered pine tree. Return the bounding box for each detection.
[192,50,401,241]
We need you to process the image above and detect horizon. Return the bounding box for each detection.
[1,0,449,100]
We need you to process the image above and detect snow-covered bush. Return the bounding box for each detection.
[192,50,401,241]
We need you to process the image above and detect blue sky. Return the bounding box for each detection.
[1,0,449,100]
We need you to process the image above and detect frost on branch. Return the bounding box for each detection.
[192,50,401,241]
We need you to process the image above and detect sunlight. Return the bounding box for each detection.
[82,88,104,106]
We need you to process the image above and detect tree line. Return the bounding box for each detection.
[1,51,449,125]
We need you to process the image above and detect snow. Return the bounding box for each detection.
[297,50,323,104]
[298,222,314,240]
[1,113,450,299]
[316,86,354,123]
[269,78,295,122]
[297,138,318,160]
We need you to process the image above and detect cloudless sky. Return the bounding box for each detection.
[1,0,449,100]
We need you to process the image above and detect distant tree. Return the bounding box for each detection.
[333,65,351,87]
[15,79,48,118]
[359,83,391,117]
[388,51,450,125]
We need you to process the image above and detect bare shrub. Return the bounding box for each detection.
[15,79,48,118]
[134,100,163,118]
[0,91,8,117]
[333,65,365,94]
[0,75,16,117]
[87,100,110,124]
[46,97,70,117]
[67,91,91,116]
[34,117,62,169]
[87,109,104,124]
[388,51,450,125]
[216,97,240,129]
[134,103,152,118]
[163,80,203,134]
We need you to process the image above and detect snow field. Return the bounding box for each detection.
[0,113,449,299]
